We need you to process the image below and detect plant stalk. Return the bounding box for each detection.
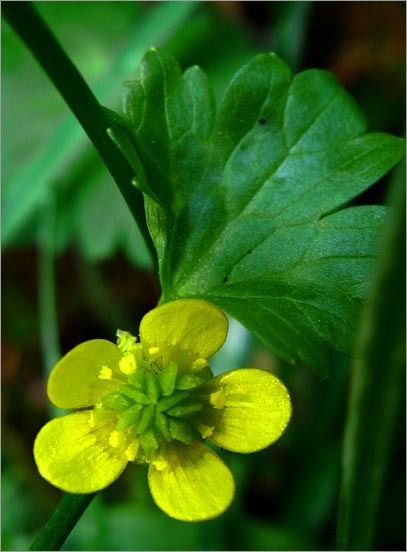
[29,493,96,551]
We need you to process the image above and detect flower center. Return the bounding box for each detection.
[98,336,213,460]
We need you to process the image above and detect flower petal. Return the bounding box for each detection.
[148,441,235,521]
[47,340,124,408]
[140,299,228,361]
[33,411,131,493]
[203,368,292,453]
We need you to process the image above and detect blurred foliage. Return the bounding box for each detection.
[2,1,405,551]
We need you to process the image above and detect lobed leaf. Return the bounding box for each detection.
[123,49,404,376]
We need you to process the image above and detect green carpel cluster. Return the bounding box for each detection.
[100,357,210,459]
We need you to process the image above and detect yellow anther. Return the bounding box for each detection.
[148,346,160,357]
[192,358,208,370]
[109,430,126,448]
[119,354,136,375]
[210,389,226,409]
[152,457,170,471]
[98,365,112,380]
[125,440,140,461]
[88,411,95,428]
[196,423,214,439]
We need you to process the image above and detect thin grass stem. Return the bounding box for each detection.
[336,167,406,550]
[37,193,63,417]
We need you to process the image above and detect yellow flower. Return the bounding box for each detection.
[34,299,292,521]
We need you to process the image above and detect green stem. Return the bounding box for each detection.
[29,493,96,551]
[37,193,62,417]
[3,1,156,265]
[336,168,406,550]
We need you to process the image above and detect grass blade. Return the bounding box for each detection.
[336,165,406,550]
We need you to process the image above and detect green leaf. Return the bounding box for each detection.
[75,168,152,268]
[123,49,405,376]
[336,166,406,550]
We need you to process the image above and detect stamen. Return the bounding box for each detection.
[119,354,136,375]
[125,439,140,461]
[195,422,215,439]
[98,365,112,380]
[109,430,126,448]
[88,411,96,428]
[210,389,226,409]
[192,358,208,370]
[152,455,170,471]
